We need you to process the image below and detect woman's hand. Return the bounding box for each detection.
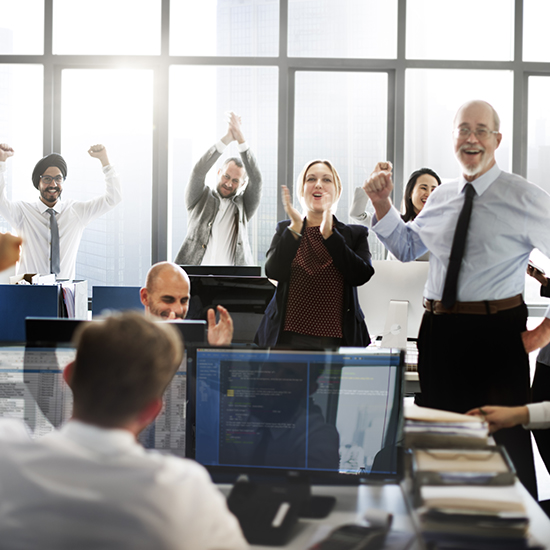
[281,185,302,238]
[319,193,333,239]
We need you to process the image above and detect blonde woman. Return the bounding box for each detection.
[255,160,374,349]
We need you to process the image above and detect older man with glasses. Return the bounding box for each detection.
[174,112,263,266]
[364,99,550,500]
[0,144,122,280]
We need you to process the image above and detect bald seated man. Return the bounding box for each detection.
[140,261,233,346]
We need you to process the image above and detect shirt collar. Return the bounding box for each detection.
[458,163,501,197]
[36,198,63,214]
[59,420,142,456]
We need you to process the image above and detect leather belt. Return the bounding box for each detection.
[423,294,523,315]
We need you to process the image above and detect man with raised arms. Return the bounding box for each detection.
[0,143,122,280]
[364,100,550,498]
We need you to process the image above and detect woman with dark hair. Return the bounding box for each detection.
[400,167,441,222]
[255,159,374,349]
[349,163,440,260]
[350,164,441,225]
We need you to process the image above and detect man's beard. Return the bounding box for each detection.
[40,186,61,204]
[217,183,238,199]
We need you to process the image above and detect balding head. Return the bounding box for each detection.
[453,100,502,182]
[454,100,500,132]
[140,262,190,320]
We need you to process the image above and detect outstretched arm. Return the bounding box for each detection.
[363,161,394,222]
[522,317,550,353]
[0,144,14,163]
[207,305,233,346]
[0,232,22,271]
[88,144,110,167]
[466,405,529,433]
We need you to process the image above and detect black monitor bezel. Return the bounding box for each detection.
[185,346,405,485]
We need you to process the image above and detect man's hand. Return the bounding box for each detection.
[527,263,548,286]
[466,405,529,433]
[228,112,245,144]
[0,144,15,163]
[281,185,303,239]
[207,305,233,346]
[522,317,550,353]
[0,232,22,272]
[88,144,110,167]
[363,161,394,221]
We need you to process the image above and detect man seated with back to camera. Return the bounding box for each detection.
[140,261,233,346]
[0,312,248,550]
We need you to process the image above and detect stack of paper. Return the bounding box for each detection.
[404,404,489,448]
[419,484,530,549]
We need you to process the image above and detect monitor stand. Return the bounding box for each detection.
[287,471,336,519]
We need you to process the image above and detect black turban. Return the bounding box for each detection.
[31,153,67,189]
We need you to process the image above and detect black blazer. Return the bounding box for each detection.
[255,217,375,347]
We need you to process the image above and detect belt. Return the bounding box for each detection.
[423,294,523,315]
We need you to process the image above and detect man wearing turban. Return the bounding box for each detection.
[0,144,122,280]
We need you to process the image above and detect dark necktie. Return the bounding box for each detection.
[46,208,60,276]
[441,183,476,309]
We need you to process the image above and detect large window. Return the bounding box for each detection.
[0,0,549,286]
[60,69,154,287]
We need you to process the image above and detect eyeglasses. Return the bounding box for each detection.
[40,175,64,185]
[453,127,499,140]
[221,173,243,186]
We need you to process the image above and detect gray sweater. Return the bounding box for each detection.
[174,143,262,265]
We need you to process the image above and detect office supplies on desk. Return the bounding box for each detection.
[412,447,516,486]
[404,404,489,448]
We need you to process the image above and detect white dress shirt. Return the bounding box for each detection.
[200,140,249,266]
[0,162,122,280]
[0,420,248,550]
[372,164,550,318]
[526,402,550,429]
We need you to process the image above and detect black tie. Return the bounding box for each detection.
[441,183,476,309]
[46,208,60,276]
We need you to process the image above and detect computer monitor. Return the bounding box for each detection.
[91,286,143,318]
[26,317,84,347]
[0,345,76,437]
[357,260,429,340]
[166,320,207,346]
[181,265,261,277]
[187,276,275,344]
[187,347,405,484]
[0,343,189,457]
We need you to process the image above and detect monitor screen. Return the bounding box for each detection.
[0,345,187,457]
[187,276,275,344]
[91,286,143,318]
[187,347,404,484]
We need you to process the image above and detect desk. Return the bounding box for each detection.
[220,481,550,549]
[220,483,423,549]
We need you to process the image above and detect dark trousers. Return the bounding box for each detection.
[531,361,550,478]
[417,304,538,499]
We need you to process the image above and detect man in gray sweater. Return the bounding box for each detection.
[174,113,262,266]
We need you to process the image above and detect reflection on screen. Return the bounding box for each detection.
[0,346,187,456]
[194,348,403,477]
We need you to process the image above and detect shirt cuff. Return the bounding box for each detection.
[215,140,227,154]
[237,141,249,153]
[525,402,549,428]
[372,205,401,236]
[102,164,113,174]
